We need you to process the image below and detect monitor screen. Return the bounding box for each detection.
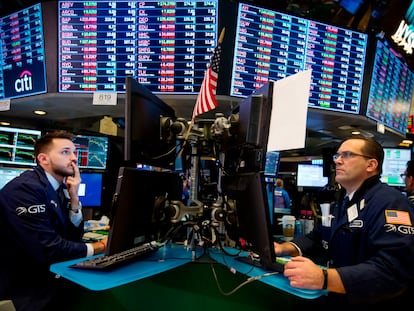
[72,134,109,170]
[381,148,411,187]
[106,167,182,255]
[124,75,177,170]
[297,163,328,188]
[0,126,42,166]
[78,172,103,207]
[221,171,284,272]
[264,151,280,176]
[0,3,47,99]
[365,38,414,135]
[57,0,219,93]
[230,2,368,114]
[0,167,28,190]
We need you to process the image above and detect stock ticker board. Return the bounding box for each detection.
[0,3,47,99]
[231,2,368,114]
[58,0,218,93]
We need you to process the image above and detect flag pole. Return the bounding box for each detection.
[178,27,225,158]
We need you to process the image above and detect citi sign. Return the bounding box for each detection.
[15,70,33,93]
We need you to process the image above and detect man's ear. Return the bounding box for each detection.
[366,158,378,172]
[37,153,48,165]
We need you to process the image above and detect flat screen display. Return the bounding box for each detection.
[0,167,28,190]
[57,0,218,93]
[366,39,414,135]
[78,172,103,207]
[0,126,41,166]
[297,163,328,188]
[264,151,280,176]
[381,148,411,187]
[230,2,368,114]
[0,3,47,99]
[73,135,109,170]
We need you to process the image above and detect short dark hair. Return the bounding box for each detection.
[341,136,384,175]
[406,160,414,177]
[34,130,74,158]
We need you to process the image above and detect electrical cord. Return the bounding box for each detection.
[210,263,279,296]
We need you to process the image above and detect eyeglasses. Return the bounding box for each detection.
[401,173,408,179]
[332,151,372,161]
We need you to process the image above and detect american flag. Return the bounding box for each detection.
[192,43,222,118]
[385,210,412,226]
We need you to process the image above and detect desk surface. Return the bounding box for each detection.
[208,248,327,299]
[50,244,197,291]
[51,244,326,300]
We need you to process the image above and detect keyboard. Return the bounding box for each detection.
[70,241,160,271]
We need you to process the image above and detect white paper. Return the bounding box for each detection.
[267,69,312,151]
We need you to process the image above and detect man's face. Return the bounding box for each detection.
[41,138,78,178]
[334,139,373,190]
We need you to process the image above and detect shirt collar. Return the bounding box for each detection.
[45,172,61,191]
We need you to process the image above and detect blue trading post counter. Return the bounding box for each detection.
[50,245,326,299]
[50,244,197,291]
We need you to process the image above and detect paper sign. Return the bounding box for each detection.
[267,69,312,152]
[0,99,11,111]
[93,92,117,106]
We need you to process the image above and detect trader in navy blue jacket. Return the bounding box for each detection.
[0,130,107,311]
[275,136,414,309]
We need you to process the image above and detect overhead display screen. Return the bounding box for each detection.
[366,38,414,134]
[0,3,47,99]
[231,2,368,114]
[58,0,218,93]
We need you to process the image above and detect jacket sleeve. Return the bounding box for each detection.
[0,178,87,266]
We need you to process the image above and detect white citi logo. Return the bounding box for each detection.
[15,70,33,93]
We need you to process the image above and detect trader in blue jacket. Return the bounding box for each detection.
[0,130,107,311]
[275,136,414,309]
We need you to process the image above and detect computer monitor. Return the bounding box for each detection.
[381,148,411,187]
[224,82,273,174]
[221,171,284,272]
[106,167,182,256]
[73,135,109,170]
[264,151,280,177]
[297,164,328,188]
[78,172,103,207]
[124,75,177,170]
[0,126,42,166]
[0,167,29,190]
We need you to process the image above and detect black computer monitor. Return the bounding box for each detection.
[106,167,182,256]
[221,171,284,272]
[224,82,274,174]
[124,75,177,170]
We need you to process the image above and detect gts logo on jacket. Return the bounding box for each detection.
[16,204,46,215]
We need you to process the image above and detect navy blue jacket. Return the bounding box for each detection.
[293,176,414,306]
[0,166,87,310]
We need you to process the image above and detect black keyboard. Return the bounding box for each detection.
[70,241,160,271]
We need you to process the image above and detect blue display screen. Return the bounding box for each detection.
[79,172,103,207]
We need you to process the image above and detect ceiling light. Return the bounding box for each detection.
[402,139,413,145]
[351,131,361,135]
[33,110,47,115]
[0,121,10,126]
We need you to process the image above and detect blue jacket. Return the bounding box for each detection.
[293,176,414,306]
[0,166,86,310]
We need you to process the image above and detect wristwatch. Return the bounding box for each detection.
[70,201,82,212]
